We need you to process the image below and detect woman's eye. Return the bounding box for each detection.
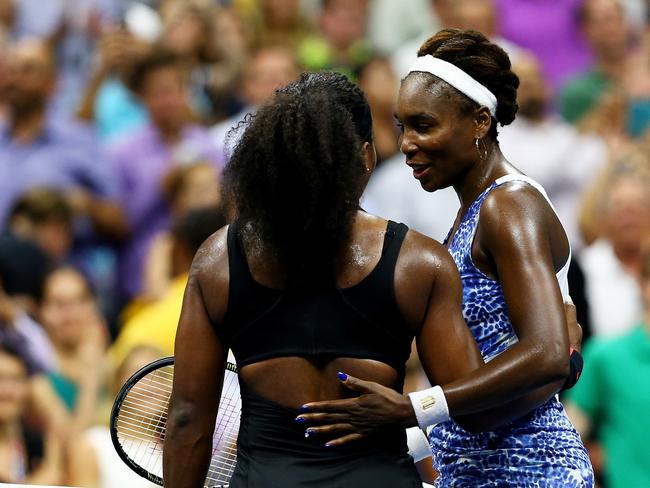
[415,124,430,132]
[396,122,404,132]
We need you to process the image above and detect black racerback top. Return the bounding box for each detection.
[219,220,415,377]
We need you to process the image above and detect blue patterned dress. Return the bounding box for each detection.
[429,175,594,487]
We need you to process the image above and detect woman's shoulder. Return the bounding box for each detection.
[398,227,456,284]
[357,211,451,279]
[190,225,230,285]
[479,177,559,234]
[476,176,569,264]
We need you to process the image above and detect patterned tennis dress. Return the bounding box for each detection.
[429,175,594,487]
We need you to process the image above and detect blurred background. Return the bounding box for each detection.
[0,0,648,486]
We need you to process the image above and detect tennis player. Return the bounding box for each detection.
[163,68,585,487]
[299,29,594,487]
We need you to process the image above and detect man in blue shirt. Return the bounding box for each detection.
[0,38,126,239]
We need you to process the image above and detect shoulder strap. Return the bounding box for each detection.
[379,221,409,273]
[227,221,256,285]
[494,174,557,214]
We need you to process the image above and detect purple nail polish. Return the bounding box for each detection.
[305,430,313,438]
[337,371,348,381]
[300,405,310,412]
[295,417,305,423]
[325,443,332,448]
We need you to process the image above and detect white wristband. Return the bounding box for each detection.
[406,426,431,462]
[408,385,450,429]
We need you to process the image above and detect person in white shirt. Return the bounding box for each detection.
[499,52,608,249]
[579,167,649,337]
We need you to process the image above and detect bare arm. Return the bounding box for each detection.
[300,193,576,439]
[163,232,229,488]
[439,186,570,416]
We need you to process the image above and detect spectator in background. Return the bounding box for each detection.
[210,46,299,160]
[76,29,151,144]
[108,49,222,299]
[8,0,123,117]
[38,267,108,434]
[579,163,649,337]
[356,57,400,164]
[565,246,650,488]
[499,52,608,249]
[451,0,523,58]
[110,207,226,367]
[0,343,63,485]
[163,163,222,219]
[206,6,254,122]
[495,0,591,90]
[560,0,650,138]
[68,345,162,488]
[0,276,56,375]
[246,0,313,50]
[0,39,126,238]
[0,231,49,319]
[140,162,222,305]
[0,194,58,374]
[367,0,439,55]
[8,188,74,263]
[391,0,522,80]
[298,0,373,79]
[159,0,219,123]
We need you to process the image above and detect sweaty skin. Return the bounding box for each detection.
[163,211,486,487]
[298,74,579,443]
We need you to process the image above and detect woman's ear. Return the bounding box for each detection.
[474,106,493,139]
[361,141,377,174]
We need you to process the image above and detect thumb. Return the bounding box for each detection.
[336,372,378,394]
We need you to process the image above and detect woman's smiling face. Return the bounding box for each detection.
[395,73,480,193]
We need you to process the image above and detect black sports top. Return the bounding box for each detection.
[220,220,415,376]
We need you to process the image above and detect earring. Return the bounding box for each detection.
[474,137,488,161]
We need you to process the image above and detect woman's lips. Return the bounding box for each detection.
[408,163,431,180]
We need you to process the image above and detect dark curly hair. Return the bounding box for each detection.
[223,72,372,287]
[413,28,519,139]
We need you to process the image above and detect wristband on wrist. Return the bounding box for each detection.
[560,347,584,392]
[406,426,431,462]
[408,385,450,429]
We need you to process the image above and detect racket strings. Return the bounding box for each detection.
[205,371,241,483]
[114,362,241,486]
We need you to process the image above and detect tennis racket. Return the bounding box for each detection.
[110,356,241,487]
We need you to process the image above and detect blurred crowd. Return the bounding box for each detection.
[0,0,648,486]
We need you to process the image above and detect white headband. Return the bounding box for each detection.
[408,55,498,117]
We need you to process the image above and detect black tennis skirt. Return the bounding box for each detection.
[229,386,422,487]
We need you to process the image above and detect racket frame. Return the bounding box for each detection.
[110,356,239,486]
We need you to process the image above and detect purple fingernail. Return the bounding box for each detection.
[300,405,310,412]
[305,429,313,438]
[295,417,305,423]
[336,371,348,381]
[325,443,332,448]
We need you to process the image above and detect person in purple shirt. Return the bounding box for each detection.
[107,49,223,299]
[0,39,126,239]
[495,0,591,90]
